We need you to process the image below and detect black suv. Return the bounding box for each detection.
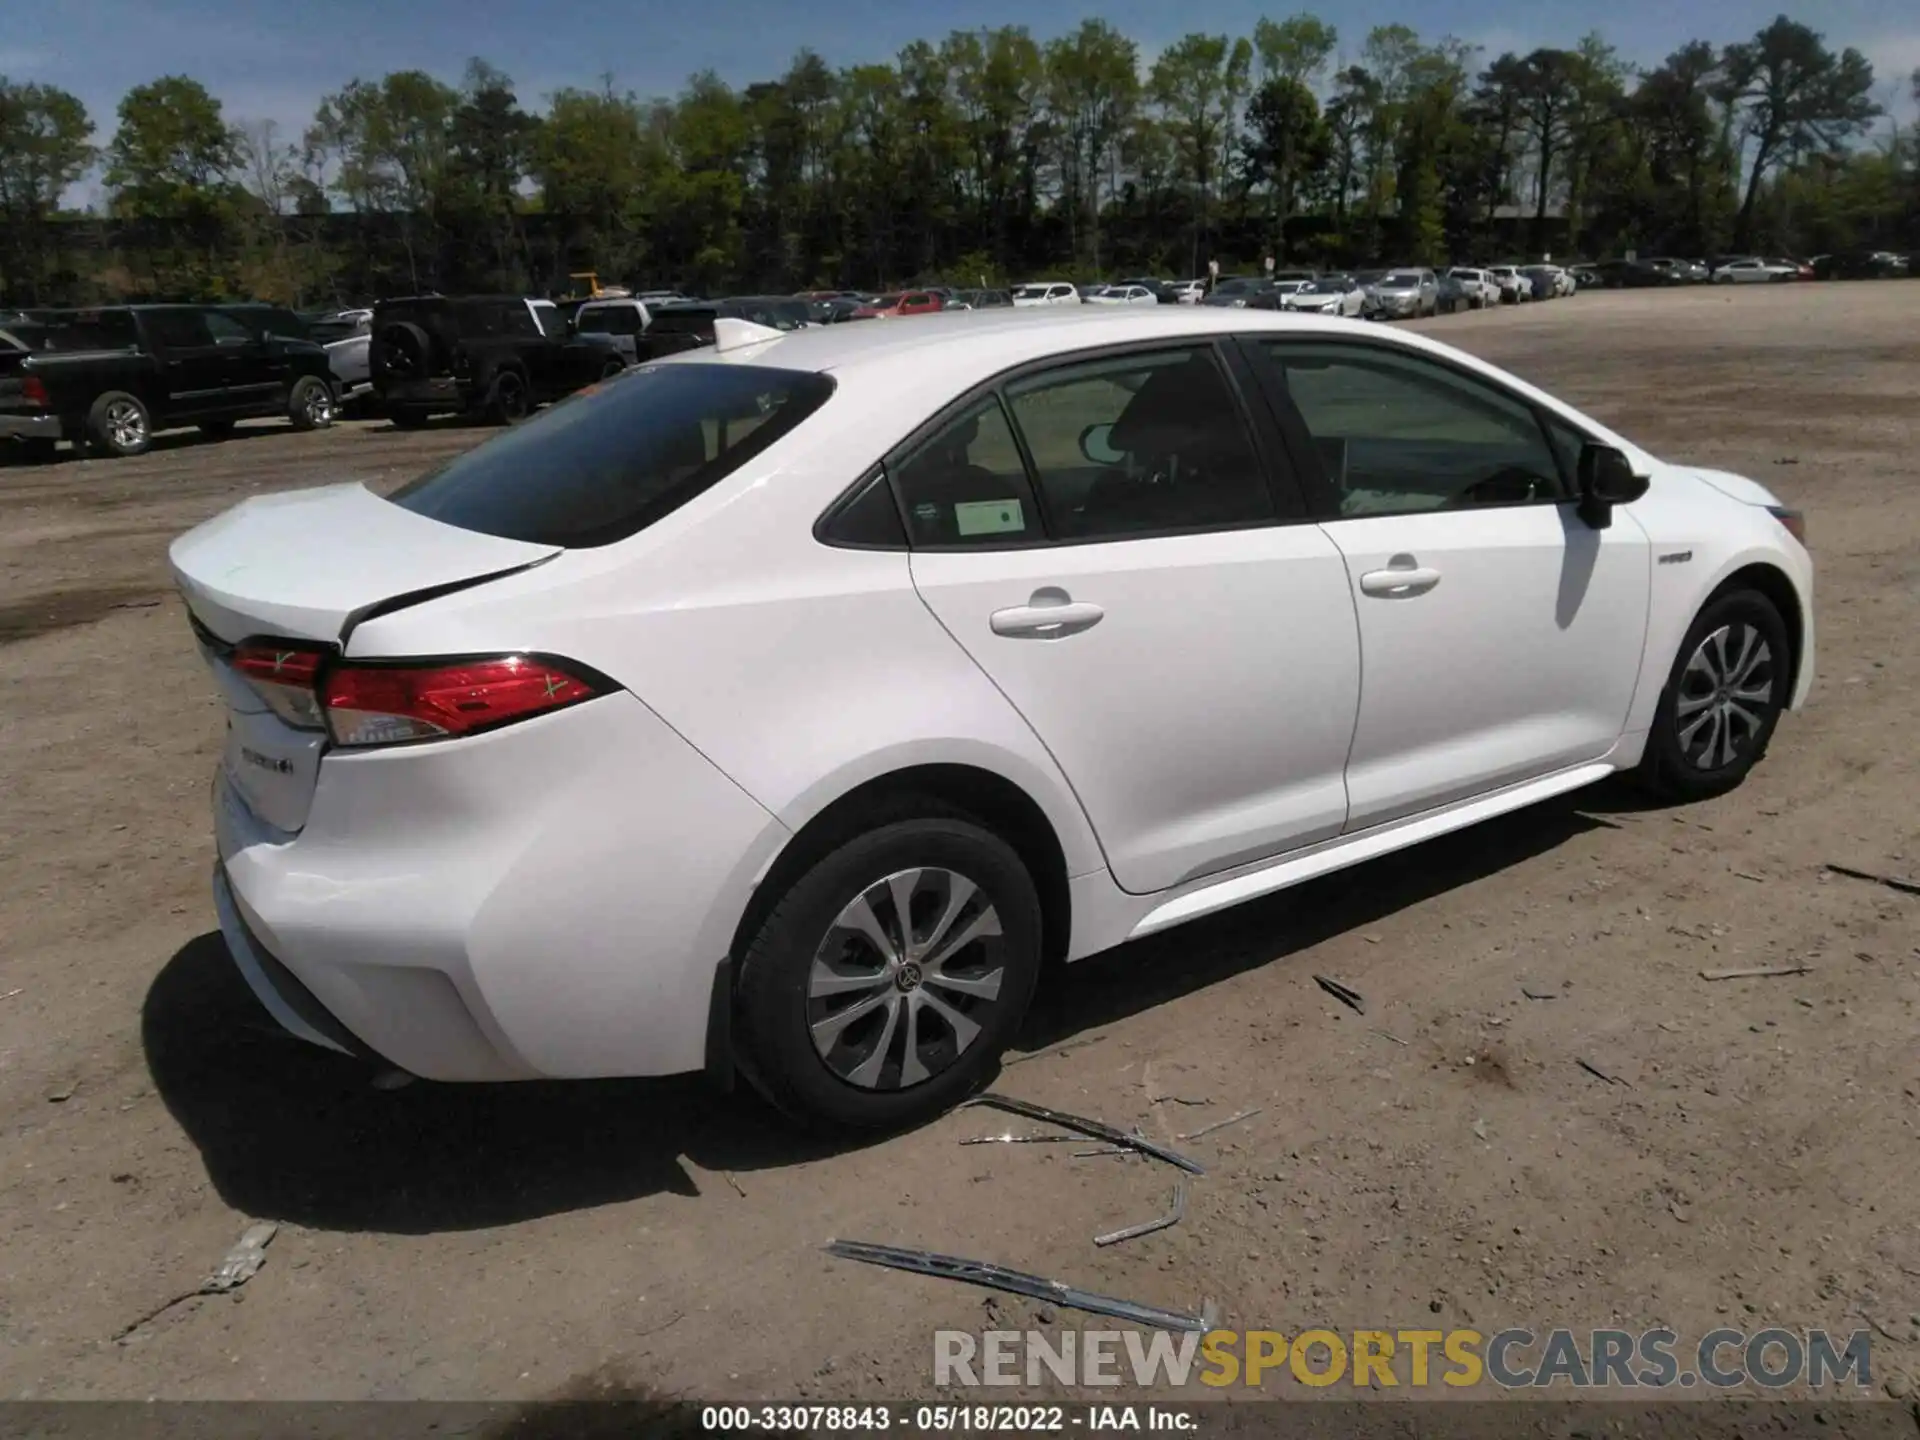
[369,295,627,427]
[639,297,812,361]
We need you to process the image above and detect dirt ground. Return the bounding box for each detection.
[1,286,1916,1409]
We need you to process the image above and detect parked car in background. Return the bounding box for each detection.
[1281,275,1366,318]
[1011,282,1080,308]
[952,289,1013,310]
[1202,277,1280,308]
[1114,278,1179,304]
[1083,284,1160,307]
[854,291,946,319]
[1592,259,1672,289]
[807,296,868,324]
[572,297,654,364]
[637,297,816,358]
[1522,266,1564,301]
[1482,265,1530,302]
[0,304,339,460]
[1171,280,1207,304]
[174,305,1815,1131]
[216,302,375,412]
[1771,258,1815,281]
[371,295,627,428]
[1640,258,1700,284]
[1568,265,1602,289]
[1442,268,1498,309]
[1711,257,1797,284]
[1245,279,1315,310]
[318,316,372,410]
[1365,268,1439,319]
[1812,250,1910,280]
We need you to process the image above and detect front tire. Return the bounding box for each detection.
[288,375,334,431]
[483,368,530,425]
[733,807,1043,1132]
[1635,589,1791,801]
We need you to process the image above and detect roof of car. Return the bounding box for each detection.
[678,304,1406,382]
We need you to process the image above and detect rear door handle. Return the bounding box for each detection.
[990,592,1105,639]
[1358,564,1442,598]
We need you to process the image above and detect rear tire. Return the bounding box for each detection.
[85,391,151,458]
[288,376,334,432]
[733,804,1043,1133]
[1634,589,1791,802]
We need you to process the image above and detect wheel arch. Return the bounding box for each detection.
[725,761,1075,981]
[1705,561,1806,706]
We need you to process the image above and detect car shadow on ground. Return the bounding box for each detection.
[143,778,1661,1236]
[1016,779,1657,1049]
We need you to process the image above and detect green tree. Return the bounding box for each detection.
[444,60,537,288]
[1149,33,1252,274]
[1045,20,1140,273]
[1243,78,1327,250]
[106,76,244,296]
[308,71,459,288]
[533,80,666,286]
[1722,16,1878,248]
[105,75,240,214]
[0,78,94,301]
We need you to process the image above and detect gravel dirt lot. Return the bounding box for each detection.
[1,285,1916,1410]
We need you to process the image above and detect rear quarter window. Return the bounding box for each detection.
[387,363,835,548]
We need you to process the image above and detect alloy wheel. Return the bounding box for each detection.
[106,400,147,452]
[303,385,334,427]
[1675,622,1775,770]
[806,867,1007,1090]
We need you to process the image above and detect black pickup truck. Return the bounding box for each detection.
[368,295,627,427]
[0,304,339,461]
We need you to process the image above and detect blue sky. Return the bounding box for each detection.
[6,0,1916,206]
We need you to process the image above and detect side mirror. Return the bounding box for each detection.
[1576,443,1649,529]
[1079,422,1125,465]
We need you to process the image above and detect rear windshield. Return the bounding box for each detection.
[387,363,835,548]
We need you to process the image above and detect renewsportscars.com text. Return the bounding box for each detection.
[934,1327,1874,1390]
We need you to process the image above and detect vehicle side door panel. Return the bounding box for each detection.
[899,342,1361,894]
[1242,337,1652,831]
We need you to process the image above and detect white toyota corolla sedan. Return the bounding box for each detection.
[173,306,1813,1130]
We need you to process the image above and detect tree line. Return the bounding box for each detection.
[0,11,1913,307]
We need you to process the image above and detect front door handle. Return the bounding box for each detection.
[1358,561,1442,598]
[990,589,1105,639]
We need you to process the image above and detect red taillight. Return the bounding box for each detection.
[233,643,328,729]
[323,655,606,748]
[20,375,50,407]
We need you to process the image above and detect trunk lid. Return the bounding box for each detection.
[171,482,559,834]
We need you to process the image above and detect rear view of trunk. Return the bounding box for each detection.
[171,482,561,832]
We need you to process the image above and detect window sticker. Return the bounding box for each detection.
[953,498,1026,536]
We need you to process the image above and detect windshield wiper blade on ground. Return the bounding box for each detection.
[825,1239,1208,1332]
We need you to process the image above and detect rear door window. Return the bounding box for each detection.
[388,363,835,548]
[145,310,214,349]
